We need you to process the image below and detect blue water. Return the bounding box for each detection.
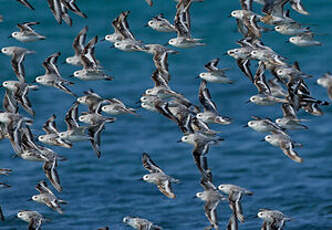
[0,1,331,229]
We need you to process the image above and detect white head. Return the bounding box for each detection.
[58,132,67,139]
[66,57,74,64]
[11,32,19,39]
[195,192,204,198]
[76,96,86,104]
[105,34,114,42]
[78,115,87,123]
[264,135,272,143]
[249,95,260,103]
[274,25,282,32]
[275,118,282,125]
[142,174,151,182]
[230,10,243,19]
[73,70,83,77]
[289,37,299,44]
[247,120,258,128]
[148,20,155,27]
[199,72,207,78]
[32,195,40,202]
[35,76,44,83]
[145,88,154,95]
[168,38,177,46]
[38,135,45,142]
[180,134,195,145]
[316,78,328,87]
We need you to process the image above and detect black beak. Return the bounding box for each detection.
[135,100,141,104]
[245,100,251,104]
[100,38,106,42]
[32,80,37,83]
[228,14,232,18]
[285,40,290,43]
[137,178,144,181]
[8,35,12,39]
[27,198,33,201]
[62,61,67,64]
[195,75,200,79]
[69,74,74,78]
[110,45,115,49]
[260,138,265,142]
[243,124,249,127]
[164,42,169,46]
[192,195,197,199]
[223,52,228,56]
[144,24,149,27]
[176,139,182,143]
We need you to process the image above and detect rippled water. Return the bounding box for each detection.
[0,1,331,230]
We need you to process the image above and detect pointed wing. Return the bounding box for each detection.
[254,61,270,95]
[35,180,54,195]
[65,102,79,130]
[43,114,58,134]
[42,52,61,75]
[142,153,164,174]
[157,180,176,198]
[198,80,218,113]
[81,36,98,69]
[72,26,88,56]
[281,103,297,119]
[204,58,219,72]
[88,122,105,158]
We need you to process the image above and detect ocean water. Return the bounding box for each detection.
[0,0,331,229]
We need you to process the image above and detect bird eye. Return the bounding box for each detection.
[149,21,154,25]
[276,26,280,30]
[249,121,254,126]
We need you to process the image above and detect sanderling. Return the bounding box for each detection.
[264,130,303,163]
[79,104,116,158]
[77,89,105,112]
[10,22,46,42]
[31,180,67,214]
[17,0,34,10]
[245,116,285,133]
[104,11,136,43]
[168,0,205,48]
[289,32,321,47]
[195,170,226,230]
[275,103,308,130]
[274,22,310,36]
[268,78,288,97]
[73,36,113,81]
[0,46,35,83]
[257,209,292,230]
[2,81,38,116]
[249,62,288,105]
[317,73,332,100]
[146,14,176,32]
[65,25,88,66]
[47,0,86,25]
[38,114,72,148]
[102,98,136,116]
[198,58,232,84]
[141,153,179,198]
[17,210,46,230]
[123,216,162,230]
[0,168,12,189]
[218,184,253,223]
[196,80,232,125]
[58,102,91,143]
[178,132,224,173]
[34,52,76,96]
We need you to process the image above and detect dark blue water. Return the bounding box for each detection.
[0,1,331,229]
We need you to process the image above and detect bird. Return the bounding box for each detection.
[30,180,67,214]
[65,25,88,66]
[10,22,46,42]
[257,209,292,230]
[141,152,179,198]
[123,216,162,230]
[198,58,232,84]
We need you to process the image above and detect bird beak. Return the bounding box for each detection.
[100,38,106,42]
[135,100,141,104]
[110,45,115,49]
[192,195,197,199]
[243,124,248,127]
[27,198,33,201]
[245,100,251,104]
[164,42,169,46]
[285,40,290,43]
[137,178,144,181]
[62,61,67,64]
[195,75,200,79]
[69,74,74,78]
[176,139,182,143]
[228,14,232,18]
[260,138,265,142]
[223,52,228,56]
[8,35,12,39]
[144,24,149,27]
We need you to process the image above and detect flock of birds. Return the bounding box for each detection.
[0,0,331,230]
